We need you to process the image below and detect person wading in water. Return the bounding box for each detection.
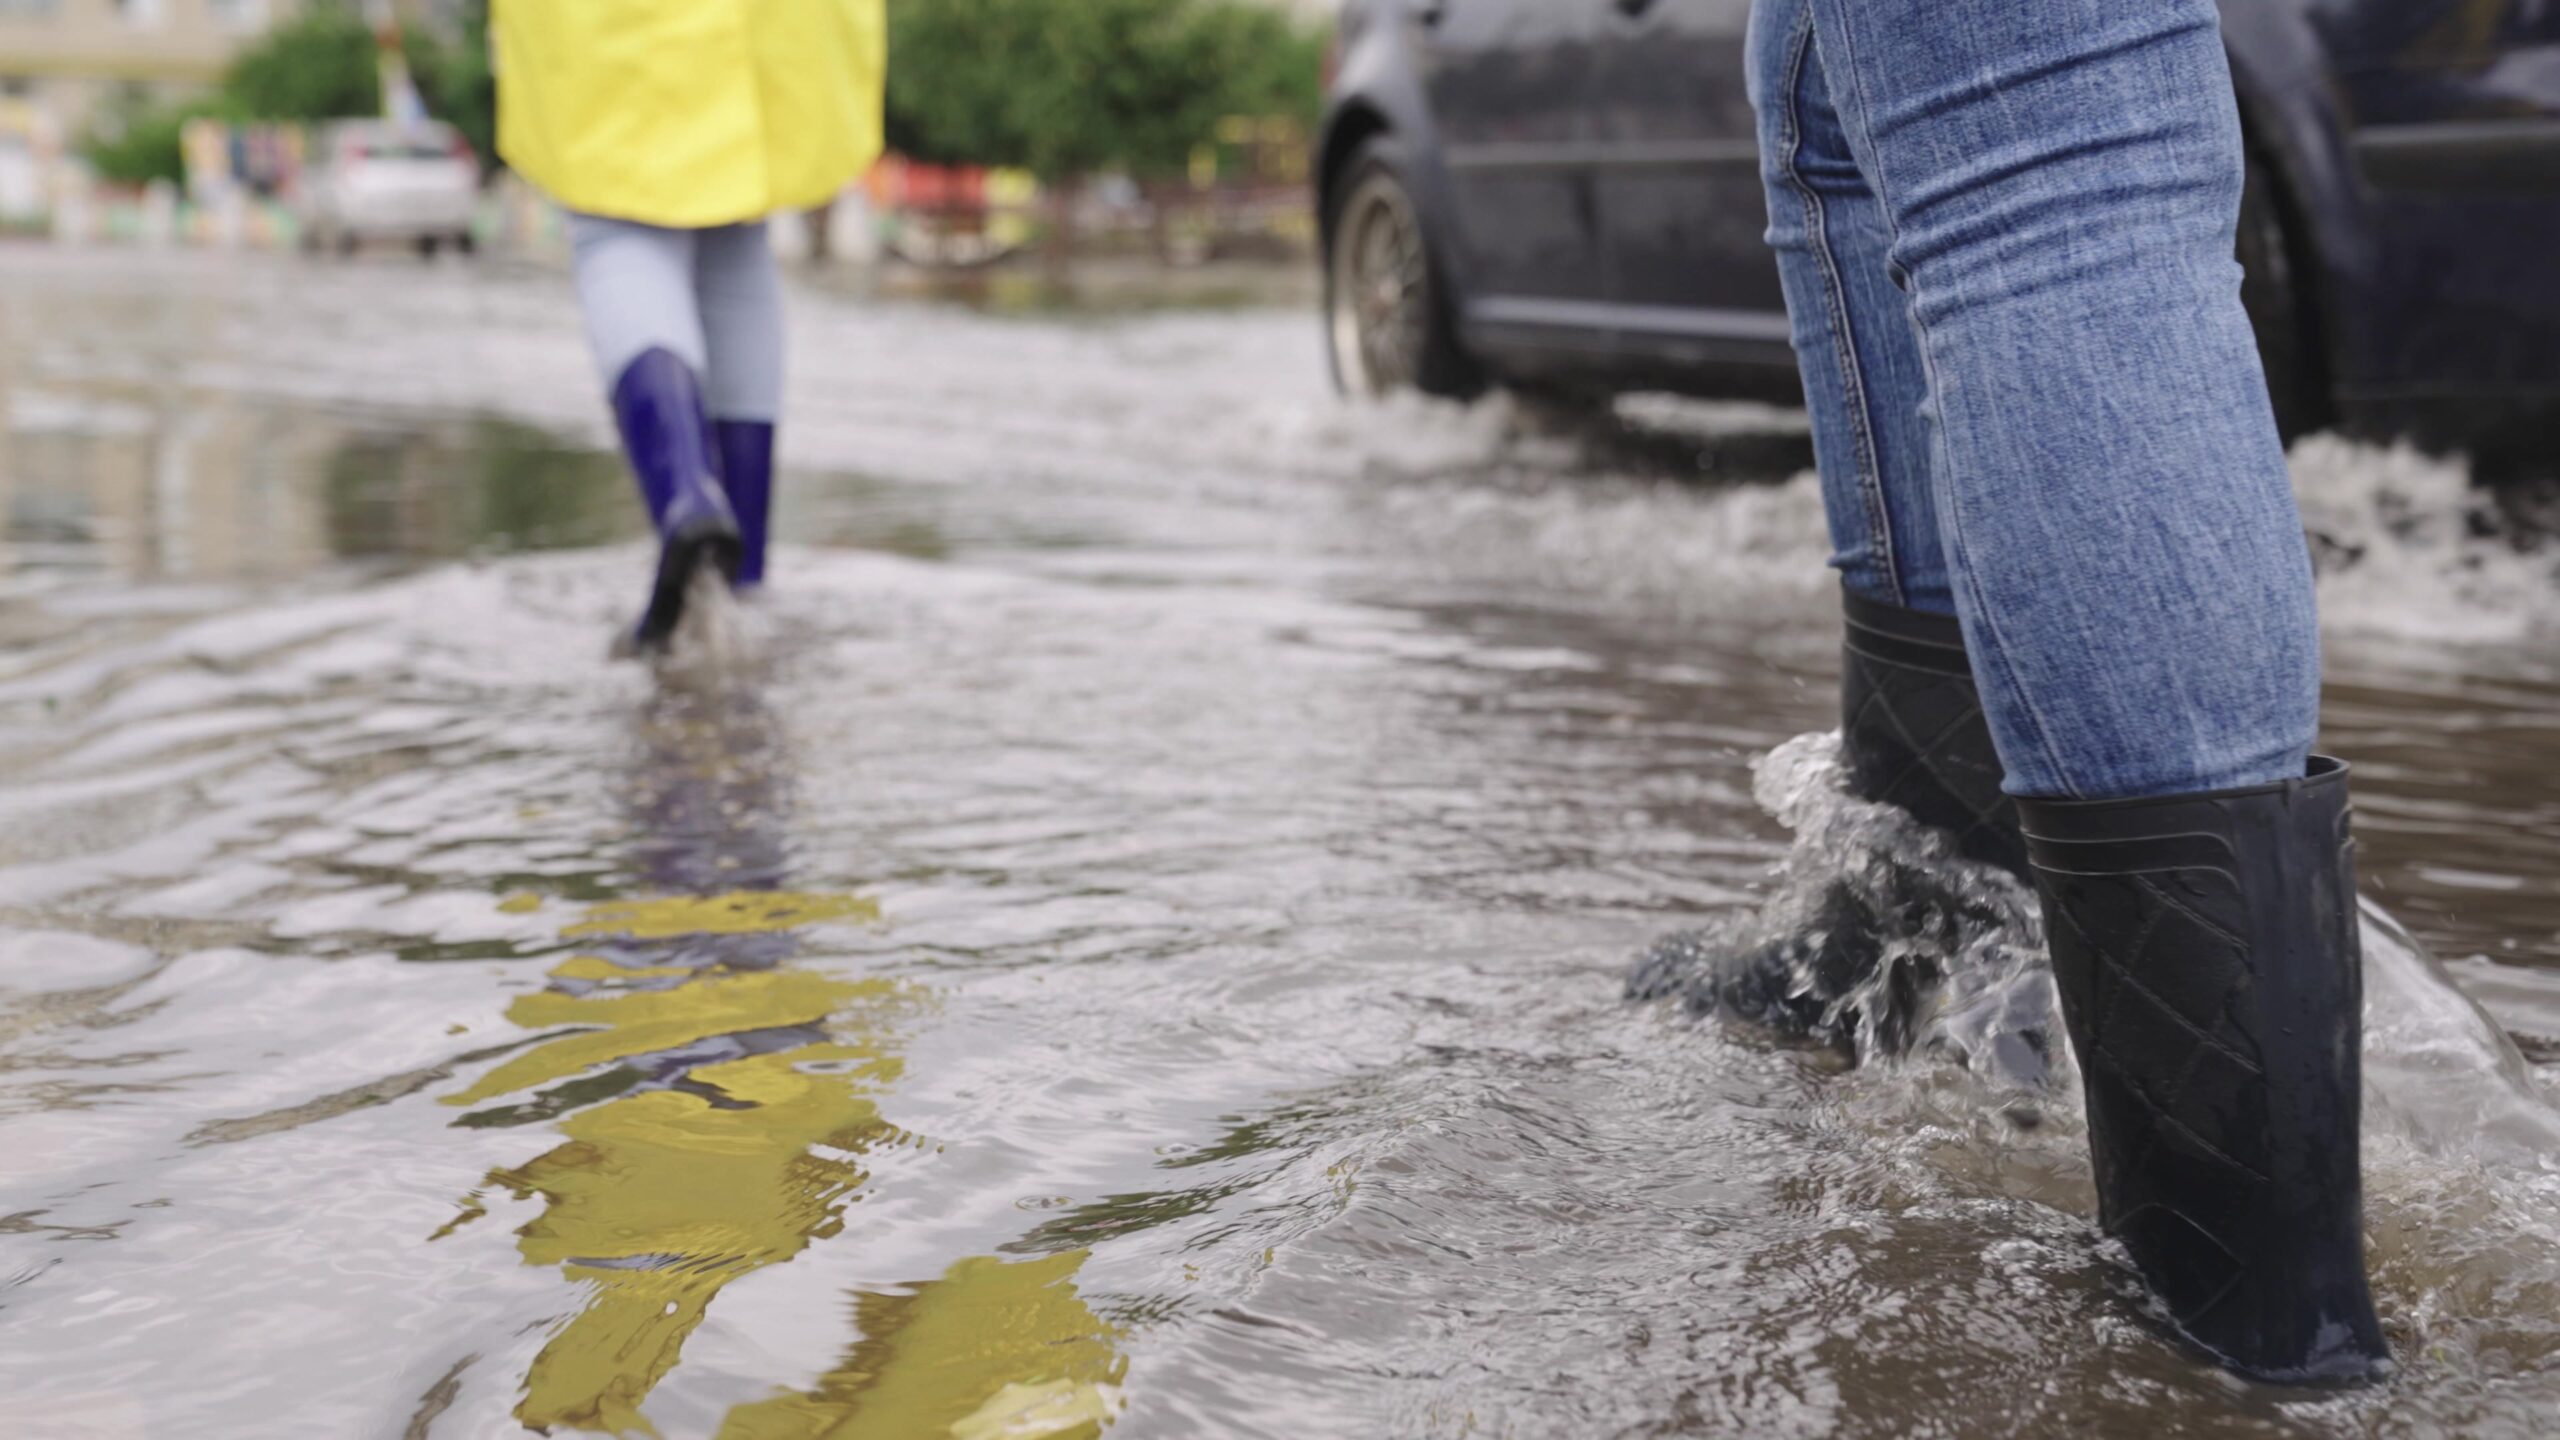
[492,0,885,652]
[1713,0,2388,1385]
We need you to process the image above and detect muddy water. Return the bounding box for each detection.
[2,251,2559,1438]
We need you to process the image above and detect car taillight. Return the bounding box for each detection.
[450,133,474,164]
[1322,28,1343,94]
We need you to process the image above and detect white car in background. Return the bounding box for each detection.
[298,120,480,257]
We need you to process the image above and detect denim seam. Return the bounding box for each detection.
[1779,11,1901,607]
[1814,0,2079,796]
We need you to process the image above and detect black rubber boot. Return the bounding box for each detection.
[2017,758,2389,1384]
[1631,591,2038,1067]
[1840,590,2025,879]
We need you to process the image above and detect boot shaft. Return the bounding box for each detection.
[2019,758,2387,1383]
[713,418,776,589]
[1841,591,2026,878]
[612,348,736,538]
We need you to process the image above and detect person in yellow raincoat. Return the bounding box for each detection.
[493,0,886,651]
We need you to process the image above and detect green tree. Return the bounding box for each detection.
[82,0,500,184]
[222,3,381,122]
[81,90,237,186]
[885,0,1324,182]
[408,0,498,169]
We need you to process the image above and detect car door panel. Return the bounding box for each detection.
[1586,0,1791,362]
[1418,0,1609,307]
[2310,0,2560,393]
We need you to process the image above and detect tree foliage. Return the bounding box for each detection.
[221,3,381,122]
[886,0,1325,181]
[81,0,496,185]
[81,92,238,186]
[407,0,499,170]
[82,0,1316,189]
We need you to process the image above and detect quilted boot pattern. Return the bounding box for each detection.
[1628,591,2039,1068]
[1842,591,2025,878]
[2018,758,2388,1384]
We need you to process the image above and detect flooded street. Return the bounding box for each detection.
[4,249,2560,1438]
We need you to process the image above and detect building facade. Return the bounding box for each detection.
[0,0,305,135]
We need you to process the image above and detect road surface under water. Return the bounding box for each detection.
[2,251,2559,1438]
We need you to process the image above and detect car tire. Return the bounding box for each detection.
[454,230,478,257]
[1325,137,1482,401]
[2236,146,2323,444]
[416,234,441,260]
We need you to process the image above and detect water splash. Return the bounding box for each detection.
[1636,729,2560,1174]
[608,565,772,672]
[2362,899,2560,1171]
[1628,732,2056,1087]
[2295,437,2560,647]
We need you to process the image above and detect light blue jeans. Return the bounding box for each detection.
[1747,0,2321,801]
[568,214,785,423]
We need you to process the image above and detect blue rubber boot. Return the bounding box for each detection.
[712,418,776,590]
[612,348,742,652]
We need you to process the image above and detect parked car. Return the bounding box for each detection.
[1318,0,2560,458]
[298,120,480,258]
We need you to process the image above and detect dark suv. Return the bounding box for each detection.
[1318,0,2560,453]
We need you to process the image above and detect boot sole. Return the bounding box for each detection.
[632,517,743,655]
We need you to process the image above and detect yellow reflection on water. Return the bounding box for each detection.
[719,1251,1126,1440]
[566,892,882,941]
[458,881,1127,1437]
[451,890,907,1436]
[447,964,898,1110]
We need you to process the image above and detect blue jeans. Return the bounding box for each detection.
[1747,0,2320,801]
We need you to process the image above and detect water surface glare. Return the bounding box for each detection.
[3,252,2560,1437]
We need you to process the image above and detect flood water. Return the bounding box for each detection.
[3,250,2559,1439]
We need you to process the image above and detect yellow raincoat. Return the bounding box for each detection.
[493,0,886,229]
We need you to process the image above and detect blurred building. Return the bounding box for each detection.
[0,1,309,137]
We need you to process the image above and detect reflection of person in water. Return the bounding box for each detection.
[719,1251,1126,1440]
[437,680,1122,1436]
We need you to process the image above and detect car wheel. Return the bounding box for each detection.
[416,234,441,260]
[335,229,359,258]
[2236,147,2323,443]
[454,230,478,257]
[1326,137,1481,400]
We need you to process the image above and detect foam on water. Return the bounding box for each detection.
[2295,436,2560,647]
[1325,395,2560,646]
